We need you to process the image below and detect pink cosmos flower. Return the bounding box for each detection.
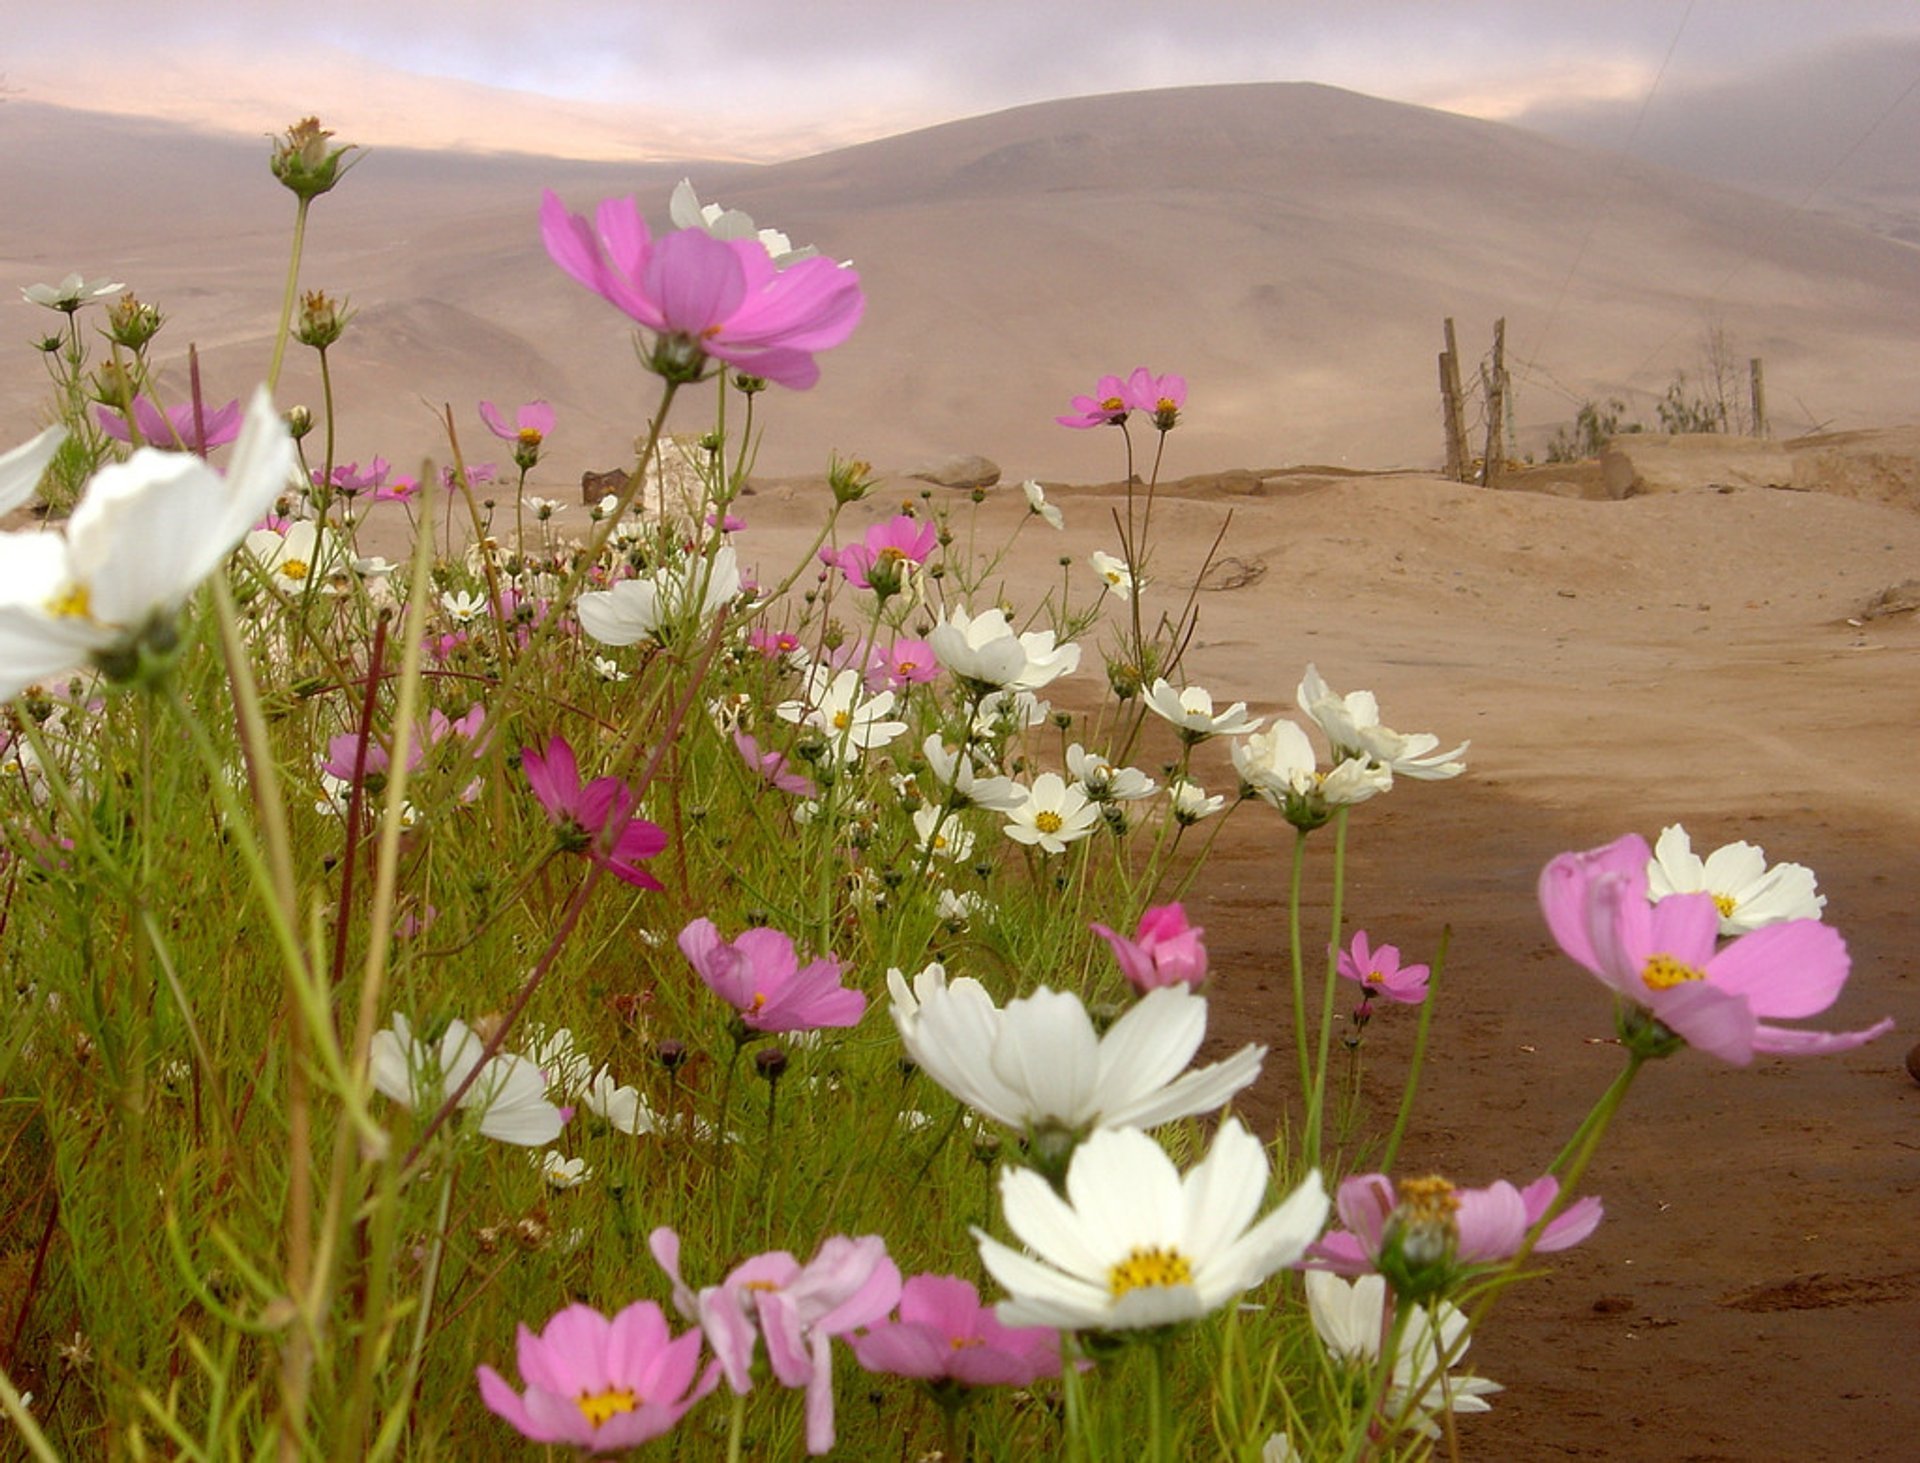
[1308,1171,1602,1276]
[1336,929,1429,1005]
[1125,366,1187,423]
[310,458,389,496]
[1089,902,1208,992]
[440,462,496,492]
[1540,833,1892,1064]
[476,1299,718,1451]
[734,729,817,798]
[371,474,422,504]
[831,514,936,593]
[651,1227,901,1455]
[478,399,556,447]
[540,190,865,389]
[677,917,865,1033]
[521,735,667,890]
[1055,372,1132,429]
[865,637,940,692]
[849,1274,1061,1388]
[97,394,242,453]
[748,626,806,662]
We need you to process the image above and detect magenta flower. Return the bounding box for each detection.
[521,735,667,890]
[831,514,936,594]
[734,729,816,798]
[865,637,941,692]
[476,1299,718,1451]
[1336,929,1429,1005]
[1055,372,1132,429]
[372,474,421,504]
[677,917,865,1033]
[1125,366,1187,427]
[97,394,242,453]
[540,190,865,389]
[1089,902,1208,992]
[1540,833,1892,1064]
[849,1274,1061,1388]
[651,1227,901,1455]
[310,457,390,496]
[1309,1171,1602,1281]
[479,398,556,447]
[748,626,806,662]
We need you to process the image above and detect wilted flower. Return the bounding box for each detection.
[476,1300,718,1450]
[104,292,165,351]
[293,289,351,350]
[480,399,555,472]
[975,1120,1328,1330]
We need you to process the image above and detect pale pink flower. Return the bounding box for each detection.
[850,1273,1061,1388]
[1055,372,1132,429]
[96,394,242,453]
[309,457,389,496]
[831,514,936,594]
[734,729,816,798]
[1336,930,1429,1005]
[677,917,865,1033]
[478,399,556,448]
[1126,366,1187,427]
[476,1300,718,1450]
[1309,1171,1602,1278]
[1540,833,1892,1063]
[865,637,940,692]
[540,190,864,389]
[1090,903,1208,992]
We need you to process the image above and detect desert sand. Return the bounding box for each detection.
[4,83,1918,1458]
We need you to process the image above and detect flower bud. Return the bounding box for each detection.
[104,293,165,352]
[827,454,873,505]
[270,117,359,201]
[295,290,351,351]
[285,405,314,440]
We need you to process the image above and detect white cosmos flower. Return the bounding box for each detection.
[0,426,66,515]
[1021,478,1064,530]
[536,1151,593,1189]
[1089,549,1134,599]
[1296,664,1467,779]
[1231,719,1391,826]
[582,1066,660,1135]
[368,1014,565,1147]
[930,606,1079,692]
[1066,742,1156,802]
[243,520,338,595]
[22,273,124,311]
[776,663,906,760]
[1143,678,1264,743]
[913,803,975,860]
[440,588,487,622]
[921,733,1024,811]
[887,964,1265,1136]
[1646,823,1825,935]
[669,178,827,266]
[1304,1270,1501,1438]
[0,387,294,703]
[974,688,1051,739]
[1169,777,1225,824]
[975,1119,1328,1331]
[576,544,741,646]
[591,655,630,683]
[1004,772,1101,852]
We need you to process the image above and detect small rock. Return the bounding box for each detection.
[908,454,1000,490]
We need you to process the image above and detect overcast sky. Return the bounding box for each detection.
[6,1,1920,159]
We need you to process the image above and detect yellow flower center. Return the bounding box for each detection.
[1712,893,1738,918]
[46,583,90,619]
[1642,952,1707,991]
[1033,810,1064,834]
[281,558,311,582]
[831,710,852,731]
[1395,1175,1460,1226]
[949,1335,985,1351]
[1100,395,1125,412]
[749,992,768,1013]
[517,427,544,447]
[1157,396,1178,413]
[1108,1245,1193,1298]
[576,1387,638,1429]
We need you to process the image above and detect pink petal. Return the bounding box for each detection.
[1707,920,1851,1019]
[1750,1016,1895,1057]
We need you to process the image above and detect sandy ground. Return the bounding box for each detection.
[729,450,1920,1460]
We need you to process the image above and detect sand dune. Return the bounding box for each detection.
[5,83,1920,487]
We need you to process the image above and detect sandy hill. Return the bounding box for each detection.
[4,84,1920,485]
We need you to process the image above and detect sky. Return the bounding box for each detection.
[6,1,1920,160]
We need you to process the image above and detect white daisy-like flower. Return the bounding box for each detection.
[22,273,124,312]
[576,545,741,647]
[888,964,1265,1137]
[368,1014,566,1147]
[0,426,66,516]
[974,1119,1328,1331]
[1296,664,1467,780]
[973,688,1052,739]
[1003,772,1101,852]
[669,178,826,267]
[1021,478,1065,530]
[535,1151,593,1189]
[1168,777,1226,824]
[935,888,985,926]
[0,388,295,704]
[1231,720,1391,822]
[525,496,564,520]
[920,734,1024,812]
[1066,742,1157,802]
[776,664,907,761]
[591,655,630,683]
[929,607,1079,693]
[523,1025,593,1097]
[1645,823,1825,935]
[1304,1270,1502,1439]
[1143,678,1264,743]
[582,1066,659,1135]
[243,520,338,596]
[1089,549,1135,599]
[440,588,487,622]
[913,803,975,861]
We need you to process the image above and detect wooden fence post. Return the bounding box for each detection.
[1481,317,1507,487]
[1749,357,1768,438]
[1439,318,1470,481]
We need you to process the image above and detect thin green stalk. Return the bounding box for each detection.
[367,1167,456,1461]
[1378,926,1449,1175]
[267,197,312,394]
[1304,806,1352,1174]
[725,1390,747,1463]
[1286,828,1312,1119]
[1145,1333,1173,1463]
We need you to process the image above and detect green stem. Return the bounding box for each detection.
[318,344,337,494]
[1378,926,1448,1175]
[1305,806,1351,1174]
[724,1389,746,1463]
[1287,828,1312,1122]
[1145,1332,1172,1463]
[267,197,312,395]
